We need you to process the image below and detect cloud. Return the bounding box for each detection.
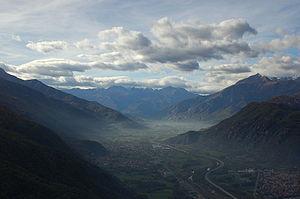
[70,75,223,94]
[151,18,257,44]
[0,1,299,94]
[19,18,258,73]
[11,34,22,42]
[40,74,195,91]
[253,55,300,77]
[200,71,254,91]
[26,40,69,53]
[1,59,90,79]
[2,56,148,80]
[42,76,134,88]
[89,61,148,71]
[37,73,222,94]
[0,62,15,72]
[200,63,251,74]
[1,61,213,92]
[79,52,149,71]
[172,60,200,71]
[97,18,257,71]
[17,58,90,77]
[192,54,300,92]
[258,35,300,52]
[141,76,189,88]
[74,38,95,50]
[98,27,151,51]
[4,55,299,94]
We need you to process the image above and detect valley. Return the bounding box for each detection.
[1,2,300,198]
[81,121,300,199]
[0,69,299,199]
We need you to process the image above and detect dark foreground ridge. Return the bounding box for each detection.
[0,106,139,199]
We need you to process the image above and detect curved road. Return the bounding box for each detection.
[160,143,238,199]
[204,157,238,199]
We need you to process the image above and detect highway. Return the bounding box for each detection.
[204,157,238,199]
[160,143,238,199]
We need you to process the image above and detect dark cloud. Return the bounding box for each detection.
[200,63,252,74]
[172,60,199,71]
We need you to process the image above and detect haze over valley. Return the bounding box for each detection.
[0,1,300,199]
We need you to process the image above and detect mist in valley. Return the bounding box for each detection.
[97,119,214,141]
[0,0,299,199]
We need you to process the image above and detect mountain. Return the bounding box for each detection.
[70,140,109,160]
[166,93,300,164]
[0,68,139,139]
[0,106,139,199]
[64,86,198,118]
[165,74,300,122]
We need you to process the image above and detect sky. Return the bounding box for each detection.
[0,0,299,93]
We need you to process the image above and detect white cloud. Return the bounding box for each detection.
[258,35,300,52]
[1,61,216,93]
[2,54,299,94]
[0,62,15,72]
[17,58,90,77]
[69,75,223,94]
[2,57,148,80]
[98,27,151,51]
[39,73,225,94]
[253,55,300,77]
[78,52,148,71]
[26,40,69,53]
[74,38,95,50]
[41,75,197,91]
[11,34,22,42]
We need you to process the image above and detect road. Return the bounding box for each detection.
[159,143,238,199]
[153,142,205,199]
[204,157,238,199]
[253,171,260,198]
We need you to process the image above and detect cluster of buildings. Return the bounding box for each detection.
[256,170,300,198]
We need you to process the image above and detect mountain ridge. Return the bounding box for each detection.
[0,68,140,139]
[165,73,300,122]
[166,93,300,164]
[64,85,198,118]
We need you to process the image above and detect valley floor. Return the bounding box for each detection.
[84,121,300,199]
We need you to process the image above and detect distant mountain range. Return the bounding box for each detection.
[0,68,139,139]
[64,86,198,118]
[166,93,300,164]
[0,106,139,199]
[165,74,300,122]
